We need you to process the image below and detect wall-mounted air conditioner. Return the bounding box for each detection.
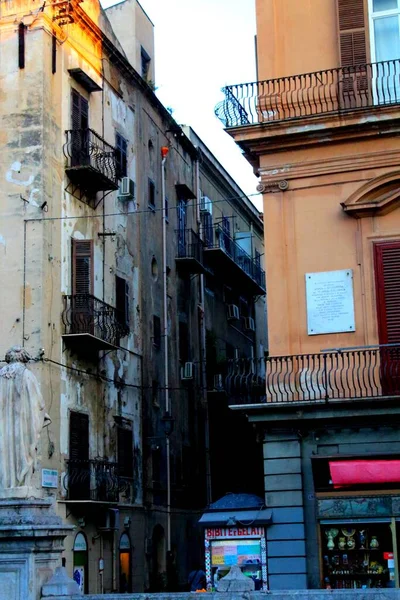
[118,177,135,201]
[200,195,212,214]
[227,304,240,321]
[244,317,256,332]
[181,361,194,380]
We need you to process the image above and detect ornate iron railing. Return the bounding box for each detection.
[216,59,400,128]
[226,345,400,405]
[62,294,129,346]
[176,228,204,264]
[65,459,131,502]
[205,224,265,291]
[63,128,118,186]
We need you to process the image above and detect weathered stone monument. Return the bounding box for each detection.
[0,347,78,600]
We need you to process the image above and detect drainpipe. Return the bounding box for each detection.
[195,154,212,505]
[161,146,171,551]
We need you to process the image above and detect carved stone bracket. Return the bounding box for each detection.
[256,180,289,194]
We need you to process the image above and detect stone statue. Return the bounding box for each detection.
[0,346,49,497]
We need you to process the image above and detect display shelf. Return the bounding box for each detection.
[329,573,387,577]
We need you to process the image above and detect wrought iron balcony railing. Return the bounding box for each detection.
[176,228,205,274]
[215,59,400,128]
[204,224,265,293]
[65,459,132,502]
[63,128,119,194]
[226,345,400,406]
[62,294,129,350]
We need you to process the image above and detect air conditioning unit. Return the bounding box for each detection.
[244,317,256,332]
[214,374,223,390]
[97,508,119,531]
[200,195,212,213]
[227,304,240,321]
[118,177,135,201]
[181,361,194,380]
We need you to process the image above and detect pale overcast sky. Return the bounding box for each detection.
[103,0,261,209]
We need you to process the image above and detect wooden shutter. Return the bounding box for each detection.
[72,239,93,295]
[374,242,400,344]
[69,411,89,460]
[118,427,133,478]
[71,89,89,130]
[337,0,368,66]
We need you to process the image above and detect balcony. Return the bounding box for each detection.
[215,59,400,129]
[62,294,129,353]
[204,224,265,295]
[63,128,118,196]
[64,459,132,503]
[226,345,400,407]
[175,228,205,275]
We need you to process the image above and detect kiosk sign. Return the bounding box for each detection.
[206,527,263,539]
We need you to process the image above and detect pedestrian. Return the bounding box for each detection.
[188,565,206,591]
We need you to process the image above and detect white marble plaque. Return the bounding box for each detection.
[305,269,355,335]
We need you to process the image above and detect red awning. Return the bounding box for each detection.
[329,460,400,487]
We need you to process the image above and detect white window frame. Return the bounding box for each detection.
[368,0,400,63]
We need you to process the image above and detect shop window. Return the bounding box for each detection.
[320,522,394,589]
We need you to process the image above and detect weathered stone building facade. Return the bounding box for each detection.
[0,0,266,594]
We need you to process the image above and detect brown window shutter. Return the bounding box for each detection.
[374,242,400,344]
[116,275,129,327]
[72,239,93,296]
[337,0,368,66]
[69,411,89,461]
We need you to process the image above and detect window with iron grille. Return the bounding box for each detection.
[115,133,128,180]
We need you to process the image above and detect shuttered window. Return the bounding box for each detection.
[374,241,400,343]
[337,0,368,66]
[69,411,89,460]
[118,427,133,478]
[72,239,93,296]
[115,133,128,179]
[116,275,129,327]
[71,89,89,130]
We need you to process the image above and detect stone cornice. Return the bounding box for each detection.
[258,148,400,182]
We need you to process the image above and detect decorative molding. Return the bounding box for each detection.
[256,180,289,194]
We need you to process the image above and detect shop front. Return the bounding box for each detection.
[198,493,271,591]
[313,457,400,589]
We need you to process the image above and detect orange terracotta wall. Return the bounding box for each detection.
[261,136,400,356]
[256,0,339,79]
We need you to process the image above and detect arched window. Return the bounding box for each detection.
[119,532,132,592]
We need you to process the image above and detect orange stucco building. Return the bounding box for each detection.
[217,0,400,591]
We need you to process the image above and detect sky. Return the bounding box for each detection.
[103,0,261,209]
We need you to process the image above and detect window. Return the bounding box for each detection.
[153,315,161,348]
[148,178,155,210]
[141,47,151,80]
[177,198,187,255]
[115,275,129,329]
[117,426,133,478]
[374,241,400,343]
[71,89,89,130]
[52,34,57,74]
[369,0,400,62]
[71,90,89,167]
[72,239,93,296]
[18,23,26,69]
[115,133,128,179]
[69,411,89,500]
[201,211,213,248]
[179,321,189,363]
[152,446,161,483]
[337,0,367,66]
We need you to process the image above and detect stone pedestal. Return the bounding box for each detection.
[0,498,74,600]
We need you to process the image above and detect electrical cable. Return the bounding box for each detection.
[23,191,262,223]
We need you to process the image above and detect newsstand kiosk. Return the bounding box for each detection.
[199,493,272,591]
